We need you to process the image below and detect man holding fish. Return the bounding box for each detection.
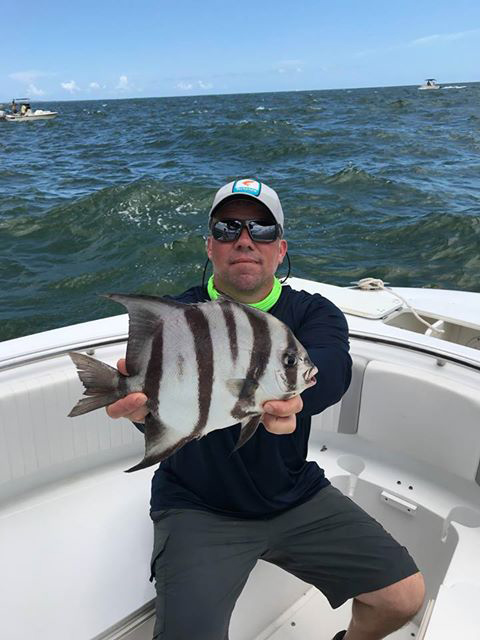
[103,179,425,640]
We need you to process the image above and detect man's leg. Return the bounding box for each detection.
[150,508,267,640]
[345,572,425,639]
[262,485,424,640]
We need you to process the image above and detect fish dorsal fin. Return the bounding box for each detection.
[104,293,188,376]
[214,296,277,327]
[216,292,236,304]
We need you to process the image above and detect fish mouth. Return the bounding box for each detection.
[304,366,318,386]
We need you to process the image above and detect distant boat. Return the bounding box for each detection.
[418,78,440,90]
[2,98,58,122]
[5,110,58,122]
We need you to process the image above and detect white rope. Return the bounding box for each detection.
[352,278,445,334]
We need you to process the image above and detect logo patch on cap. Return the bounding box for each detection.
[232,179,261,197]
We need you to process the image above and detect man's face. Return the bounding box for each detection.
[206,199,287,296]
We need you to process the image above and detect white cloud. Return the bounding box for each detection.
[176,79,213,91]
[116,75,129,90]
[410,28,480,46]
[89,82,100,89]
[61,80,80,93]
[28,83,45,96]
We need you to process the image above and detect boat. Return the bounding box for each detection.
[2,98,58,121]
[418,79,440,90]
[1,277,479,639]
[5,109,58,122]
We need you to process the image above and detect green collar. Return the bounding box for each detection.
[207,276,282,311]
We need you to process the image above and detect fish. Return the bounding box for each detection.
[68,293,318,472]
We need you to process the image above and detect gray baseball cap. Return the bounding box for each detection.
[209,179,284,229]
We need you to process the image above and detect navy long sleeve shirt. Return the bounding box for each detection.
[144,284,352,519]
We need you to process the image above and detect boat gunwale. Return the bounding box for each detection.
[1,330,480,374]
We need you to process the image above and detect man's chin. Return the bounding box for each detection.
[226,272,265,293]
[231,276,262,292]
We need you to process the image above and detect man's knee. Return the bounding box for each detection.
[356,572,426,621]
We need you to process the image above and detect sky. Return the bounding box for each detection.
[1,0,479,101]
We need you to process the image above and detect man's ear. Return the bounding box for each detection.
[278,238,288,264]
[206,236,213,260]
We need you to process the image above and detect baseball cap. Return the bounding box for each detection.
[209,179,284,230]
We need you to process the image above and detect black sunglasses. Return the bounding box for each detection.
[210,218,282,243]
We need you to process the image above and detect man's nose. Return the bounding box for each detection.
[234,226,254,248]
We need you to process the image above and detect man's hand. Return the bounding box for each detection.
[106,359,149,423]
[261,395,303,434]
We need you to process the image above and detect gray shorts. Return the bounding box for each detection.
[150,485,418,639]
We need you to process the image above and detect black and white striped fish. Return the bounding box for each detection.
[68,293,318,472]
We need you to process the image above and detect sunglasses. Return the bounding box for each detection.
[210,218,282,243]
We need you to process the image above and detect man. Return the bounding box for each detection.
[108,179,425,640]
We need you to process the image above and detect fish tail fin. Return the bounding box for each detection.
[68,351,123,417]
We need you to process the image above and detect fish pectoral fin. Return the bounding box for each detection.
[226,378,257,398]
[125,414,191,472]
[233,415,262,452]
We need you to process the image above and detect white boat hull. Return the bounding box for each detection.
[5,111,58,121]
[1,278,479,640]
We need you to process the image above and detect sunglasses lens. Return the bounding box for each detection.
[248,221,278,242]
[211,220,243,242]
[211,219,279,243]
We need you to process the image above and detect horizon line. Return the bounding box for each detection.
[1,79,477,104]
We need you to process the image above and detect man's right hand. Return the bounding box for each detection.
[106,358,149,423]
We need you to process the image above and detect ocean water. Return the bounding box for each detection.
[1,84,479,342]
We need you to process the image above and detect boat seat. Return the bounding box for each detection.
[356,360,480,483]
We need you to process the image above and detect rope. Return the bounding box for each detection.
[352,278,445,335]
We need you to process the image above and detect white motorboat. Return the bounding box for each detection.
[418,79,440,90]
[2,98,58,121]
[1,277,479,640]
[4,109,58,121]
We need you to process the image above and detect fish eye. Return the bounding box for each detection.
[283,352,298,368]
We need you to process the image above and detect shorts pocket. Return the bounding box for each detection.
[150,528,170,583]
[150,528,170,639]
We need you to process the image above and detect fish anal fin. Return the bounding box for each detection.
[233,415,262,452]
[125,414,193,472]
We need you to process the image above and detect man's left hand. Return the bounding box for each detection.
[262,396,303,434]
